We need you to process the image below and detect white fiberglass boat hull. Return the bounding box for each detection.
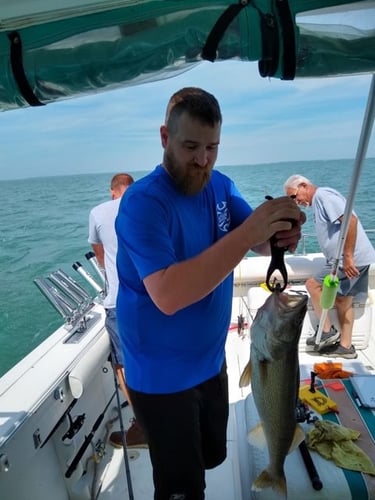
[1,253,375,499]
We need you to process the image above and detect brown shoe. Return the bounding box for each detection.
[109,418,148,449]
[126,418,148,448]
[109,430,125,448]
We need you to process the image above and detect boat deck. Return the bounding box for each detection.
[98,322,375,500]
[3,256,373,500]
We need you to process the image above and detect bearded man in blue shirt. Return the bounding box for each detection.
[116,87,304,500]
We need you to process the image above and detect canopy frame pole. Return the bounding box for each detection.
[314,73,375,348]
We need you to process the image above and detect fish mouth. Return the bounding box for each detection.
[277,290,308,310]
[277,291,309,329]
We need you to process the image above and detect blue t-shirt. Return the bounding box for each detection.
[115,165,252,393]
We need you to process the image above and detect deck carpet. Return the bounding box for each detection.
[319,378,375,499]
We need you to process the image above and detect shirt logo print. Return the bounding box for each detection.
[217,201,230,232]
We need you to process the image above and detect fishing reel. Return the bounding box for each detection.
[295,398,318,424]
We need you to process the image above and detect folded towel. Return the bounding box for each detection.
[313,362,352,379]
[306,420,375,475]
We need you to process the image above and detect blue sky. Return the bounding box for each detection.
[0,60,373,181]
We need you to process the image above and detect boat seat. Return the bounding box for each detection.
[247,285,374,351]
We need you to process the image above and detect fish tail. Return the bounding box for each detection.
[239,361,252,387]
[289,424,305,453]
[252,469,287,498]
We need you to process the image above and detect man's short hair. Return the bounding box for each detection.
[111,173,134,190]
[165,87,222,134]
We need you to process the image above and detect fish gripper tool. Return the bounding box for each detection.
[264,195,289,293]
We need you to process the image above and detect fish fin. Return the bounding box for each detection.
[252,469,287,498]
[239,361,252,387]
[287,424,305,454]
[247,422,267,449]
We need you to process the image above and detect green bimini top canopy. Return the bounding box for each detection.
[0,0,374,111]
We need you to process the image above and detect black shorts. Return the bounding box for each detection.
[127,362,229,500]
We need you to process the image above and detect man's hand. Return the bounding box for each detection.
[342,254,360,279]
[249,197,305,253]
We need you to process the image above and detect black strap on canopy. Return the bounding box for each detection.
[257,0,296,79]
[276,0,296,80]
[258,12,279,78]
[201,0,296,80]
[201,1,249,62]
[8,31,45,107]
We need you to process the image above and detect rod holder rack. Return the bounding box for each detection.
[34,264,101,329]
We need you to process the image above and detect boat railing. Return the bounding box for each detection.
[297,229,375,256]
[296,233,317,256]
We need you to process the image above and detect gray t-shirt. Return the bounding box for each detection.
[312,186,375,266]
[88,197,121,308]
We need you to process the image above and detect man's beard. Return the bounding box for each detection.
[164,151,211,196]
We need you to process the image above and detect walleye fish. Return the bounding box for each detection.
[239,289,308,497]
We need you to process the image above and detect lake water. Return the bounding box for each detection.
[1,158,374,376]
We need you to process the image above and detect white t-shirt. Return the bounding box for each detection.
[88,197,121,308]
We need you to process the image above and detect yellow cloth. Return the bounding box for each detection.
[306,420,375,475]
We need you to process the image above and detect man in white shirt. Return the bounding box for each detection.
[89,172,147,448]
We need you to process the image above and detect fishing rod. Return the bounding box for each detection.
[65,390,116,479]
[314,73,375,349]
[295,399,322,490]
[73,261,105,296]
[109,356,135,500]
[85,251,106,285]
[299,441,322,491]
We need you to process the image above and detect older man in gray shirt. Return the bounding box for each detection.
[284,174,375,359]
